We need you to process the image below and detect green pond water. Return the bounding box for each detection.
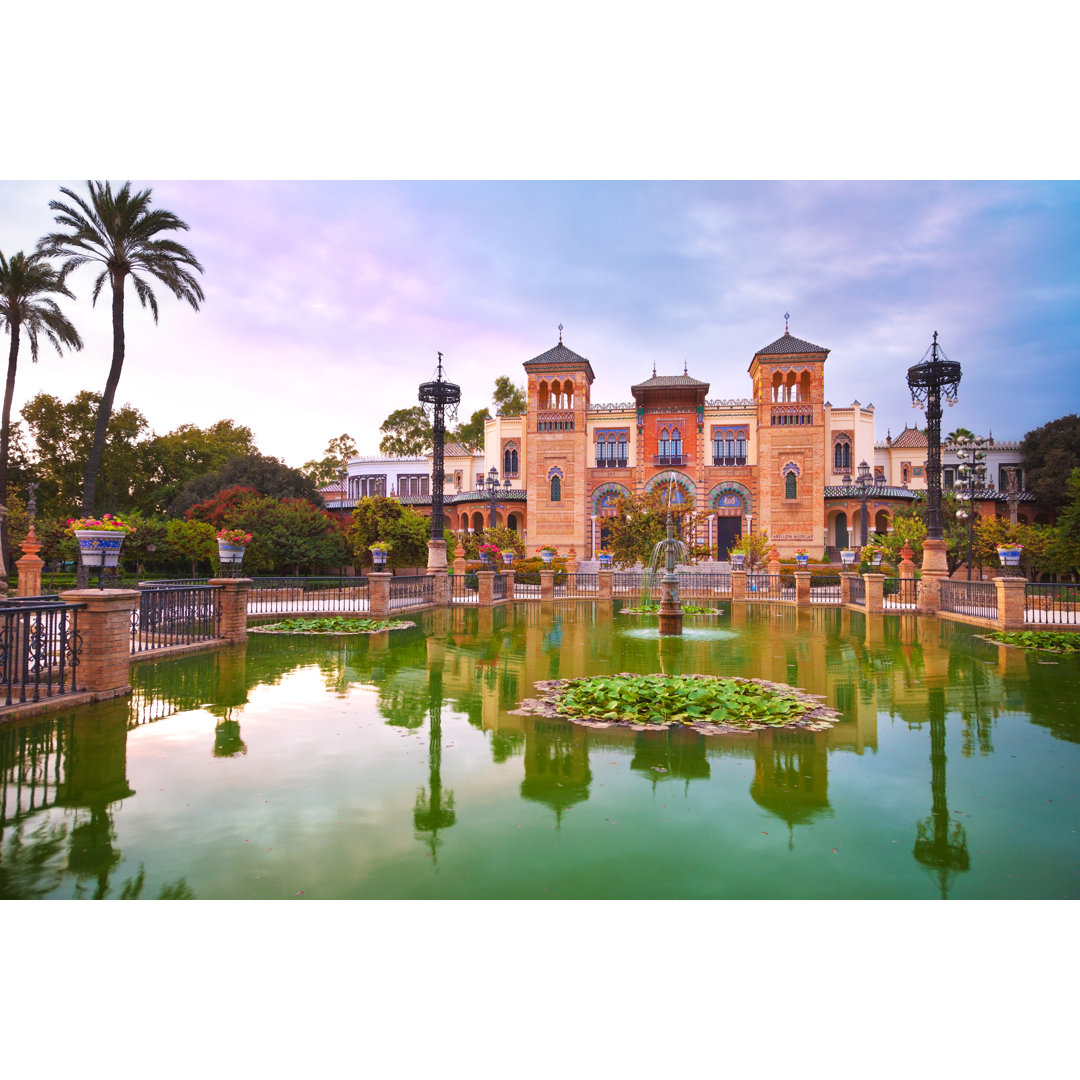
[2,602,1078,899]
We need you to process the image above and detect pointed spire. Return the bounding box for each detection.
[683,359,688,376]
[558,323,563,344]
[784,311,790,334]
[652,361,657,377]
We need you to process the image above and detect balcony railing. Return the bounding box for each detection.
[653,454,688,466]
[711,455,747,467]
[594,457,630,468]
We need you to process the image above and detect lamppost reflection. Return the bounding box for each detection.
[414,666,456,861]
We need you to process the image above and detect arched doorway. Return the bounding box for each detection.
[834,511,849,549]
[707,482,752,560]
[875,509,890,535]
[507,513,519,533]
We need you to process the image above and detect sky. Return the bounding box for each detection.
[2,180,1078,469]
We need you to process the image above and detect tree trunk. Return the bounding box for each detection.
[0,322,19,578]
[81,269,126,515]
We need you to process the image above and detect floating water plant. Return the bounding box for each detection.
[621,602,721,615]
[252,617,414,634]
[514,673,838,733]
[986,630,1080,653]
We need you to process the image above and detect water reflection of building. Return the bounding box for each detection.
[520,718,592,823]
[630,728,710,792]
[749,730,831,841]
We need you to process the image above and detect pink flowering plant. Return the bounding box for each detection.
[478,543,501,559]
[66,513,136,535]
[537,545,557,555]
[794,548,809,556]
[217,528,253,545]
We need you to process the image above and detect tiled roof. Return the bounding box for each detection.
[755,331,829,356]
[524,342,591,368]
[631,373,710,392]
[887,426,928,448]
[824,486,919,499]
[442,442,483,457]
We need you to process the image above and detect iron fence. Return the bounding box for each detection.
[389,576,434,609]
[613,572,644,596]
[745,573,785,600]
[940,580,998,621]
[1025,583,1080,625]
[492,573,507,601]
[131,585,222,654]
[809,573,842,603]
[451,573,479,603]
[883,578,918,610]
[1,598,84,707]
[677,573,732,599]
[556,573,598,597]
[849,576,866,606]
[247,576,370,614]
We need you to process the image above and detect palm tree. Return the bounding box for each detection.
[0,249,83,570]
[40,181,204,515]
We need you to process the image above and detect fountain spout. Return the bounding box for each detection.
[657,506,683,636]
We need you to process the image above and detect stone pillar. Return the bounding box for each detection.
[540,569,555,602]
[209,578,252,643]
[431,570,450,606]
[505,571,515,601]
[731,570,746,601]
[369,573,391,618]
[840,572,855,605]
[995,576,1027,631]
[452,542,467,577]
[795,571,811,606]
[864,572,885,614]
[58,589,139,698]
[427,538,447,574]
[16,524,45,597]
[477,570,495,606]
[898,542,916,580]
[920,537,949,578]
[918,574,942,615]
[598,568,613,600]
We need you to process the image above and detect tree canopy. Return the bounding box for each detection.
[493,376,527,416]
[169,452,323,516]
[349,495,430,569]
[603,489,704,568]
[1021,414,1080,513]
[302,432,358,489]
[451,408,490,450]
[379,406,431,457]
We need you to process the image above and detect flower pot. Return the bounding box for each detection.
[870,552,883,567]
[730,553,746,569]
[501,552,515,567]
[997,549,1021,567]
[795,554,809,567]
[598,553,613,568]
[540,551,555,565]
[75,530,125,568]
[840,549,857,566]
[217,541,245,564]
[371,548,388,567]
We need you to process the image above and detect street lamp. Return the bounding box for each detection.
[954,435,988,581]
[482,465,511,529]
[418,352,461,569]
[907,332,962,574]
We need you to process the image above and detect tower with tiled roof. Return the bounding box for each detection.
[522,330,595,554]
[748,324,830,553]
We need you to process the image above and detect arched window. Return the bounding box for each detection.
[504,444,518,476]
[617,432,628,464]
[772,371,783,402]
[658,428,670,458]
[785,472,797,499]
[550,475,562,501]
[834,440,851,471]
[799,370,811,402]
[671,428,682,460]
[538,380,549,409]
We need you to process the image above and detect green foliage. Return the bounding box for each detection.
[492,375,527,417]
[379,406,431,457]
[167,518,217,576]
[451,408,490,451]
[257,617,409,633]
[1021,414,1080,514]
[603,488,704,568]
[988,630,1080,653]
[875,506,927,565]
[1046,467,1080,579]
[554,674,821,728]
[302,433,357,490]
[621,602,718,614]
[349,496,430,569]
[169,453,322,516]
[728,529,773,570]
[456,525,525,560]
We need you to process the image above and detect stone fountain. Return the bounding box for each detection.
[657,507,683,636]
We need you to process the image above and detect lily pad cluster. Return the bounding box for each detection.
[986,630,1080,653]
[252,617,414,635]
[620,603,721,615]
[514,673,838,734]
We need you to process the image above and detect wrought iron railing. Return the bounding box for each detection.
[452,573,479,602]
[492,573,507,601]
[849,576,866,606]
[711,455,747,467]
[613,572,644,596]
[883,578,918,609]
[676,573,732,598]
[556,573,598,597]
[1025,583,1080,625]
[1,598,84,707]
[508,571,539,599]
[246,576,370,614]
[940,580,998,621]
[745,573,785,600]
[389,576,434,609]
[131,585,222,654]
[809,573,842,603]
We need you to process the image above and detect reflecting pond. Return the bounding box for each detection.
[2,602,1078,899]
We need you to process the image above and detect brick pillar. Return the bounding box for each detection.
[540,569,555,602]
[426,538,447,573]
[505,571,515,601]
[369,573,391,618]
[794,571,811,606]
[431,570,450,606]
[58,589,138,698]
[477,570,495,607]
[566,545,578,574]
[16,524,45,597]
[598,568,613,599]
[840,573,855,605]
[731,570,746,601]
[209,578,252,643]
[864,572,885,614]
[995,577,1027,631]
[918,574,941,615]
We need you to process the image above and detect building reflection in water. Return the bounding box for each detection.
[750,729,831,849]
[520,718,591,825]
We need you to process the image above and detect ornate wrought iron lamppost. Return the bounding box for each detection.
[842,460,886,549]
[482,466,511,529]
[419,353,461,572]
[954,435,988,581]
[906,332,961,577]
